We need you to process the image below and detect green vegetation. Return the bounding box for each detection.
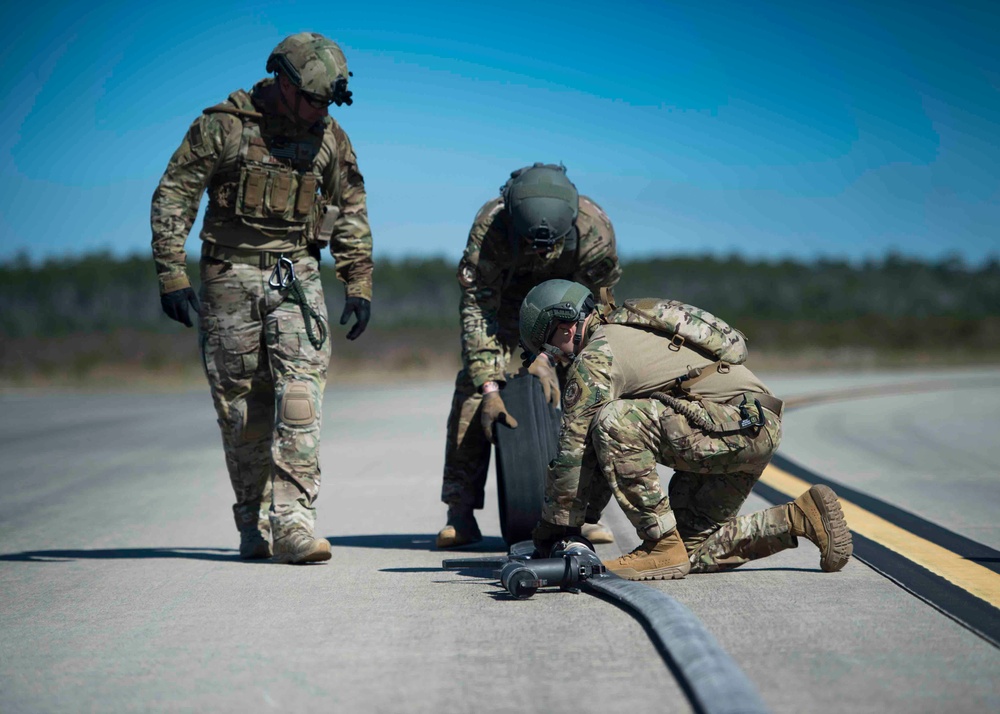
[2,250,998,384]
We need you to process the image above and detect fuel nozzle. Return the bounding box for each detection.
[499,539,606,599]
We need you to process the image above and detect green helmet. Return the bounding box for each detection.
[501,163,579,251]
[266,32,353,106]
[519,279,595,358]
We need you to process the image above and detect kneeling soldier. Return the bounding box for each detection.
[519,280,853,579]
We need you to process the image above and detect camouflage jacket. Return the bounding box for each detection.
[457,195,621,388]
[544,309,772,526]
[150,78,373,299]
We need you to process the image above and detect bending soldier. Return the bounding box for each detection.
[151,33,374,564]
[437,164,622,548]
[519,280,853,579]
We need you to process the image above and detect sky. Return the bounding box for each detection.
[1,0,998,265]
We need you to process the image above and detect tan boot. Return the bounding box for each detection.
[272,530,332,564]
[436,508,482,549]
[602,530,691,581]
[581,520,615,544]
[787,484,853,572]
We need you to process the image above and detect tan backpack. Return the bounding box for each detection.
[598,289,749,365]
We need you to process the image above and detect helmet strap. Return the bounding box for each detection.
[573,317,586,348]
[274,73,315,128]
[541,343,573,365]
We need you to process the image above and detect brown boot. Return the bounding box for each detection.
[602,530,690,581]
[787,485,853,572]
[581,520,615,544]
[435,508,482,549]
[272,530,332,564]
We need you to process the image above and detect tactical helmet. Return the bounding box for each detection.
[266,32,353,106]
[519,280,595,358]
[502,163,579,251]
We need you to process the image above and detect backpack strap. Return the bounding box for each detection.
[596,286,617,322]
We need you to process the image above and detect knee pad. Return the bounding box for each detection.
[279,381,316,426]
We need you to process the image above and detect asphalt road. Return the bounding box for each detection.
[1,368,998,713]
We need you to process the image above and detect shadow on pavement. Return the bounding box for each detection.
[324,533,507,553]
[0,547,242,563]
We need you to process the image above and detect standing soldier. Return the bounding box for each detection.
[519,280,853,578]
[151,33,373,564]
[437,164,622,548]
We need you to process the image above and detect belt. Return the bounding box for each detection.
[201,242,318,268]
[727,391,784,418]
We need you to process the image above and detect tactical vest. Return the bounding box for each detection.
[602,297,749,365]
[203,90,329,240]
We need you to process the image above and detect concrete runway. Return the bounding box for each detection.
[1,368,998,713]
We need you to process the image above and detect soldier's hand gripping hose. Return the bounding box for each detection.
[481,391,518,444]
[160,287,201,327]
[340,296,371,340]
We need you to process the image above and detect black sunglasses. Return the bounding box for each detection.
[298,89,333,109]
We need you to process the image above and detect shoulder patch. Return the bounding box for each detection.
[563,379,582,411]
[189,122,203,150]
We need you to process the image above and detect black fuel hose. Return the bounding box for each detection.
[584,574,770,714]
[444,543,770,714]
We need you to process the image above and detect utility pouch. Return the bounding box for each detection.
[316,205,341,242]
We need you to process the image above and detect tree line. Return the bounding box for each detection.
[0,253,1000,352]
[1,251,997,339]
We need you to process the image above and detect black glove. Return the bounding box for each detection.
[340,297,371,340]
[160,287,201,328]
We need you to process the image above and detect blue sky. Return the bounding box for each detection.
[1,0,997,264]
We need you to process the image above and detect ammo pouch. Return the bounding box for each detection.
[236,165,319,225]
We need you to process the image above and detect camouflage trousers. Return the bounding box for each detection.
[198,251,332,543]
[440,365,513,511]
[591,397,797,573]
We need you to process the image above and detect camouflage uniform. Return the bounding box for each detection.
[549,309,797,573]
[151,79,372,544]
[441,196,621,512]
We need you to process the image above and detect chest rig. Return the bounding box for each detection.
[204,90,330,240]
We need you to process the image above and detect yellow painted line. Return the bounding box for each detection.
[760,464,1000,608]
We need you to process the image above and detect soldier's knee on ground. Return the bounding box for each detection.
[279,381,317,426]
